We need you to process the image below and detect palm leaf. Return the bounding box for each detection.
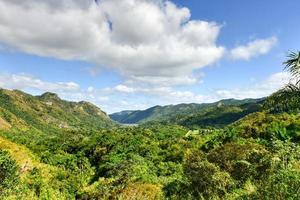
[283,51,300,78]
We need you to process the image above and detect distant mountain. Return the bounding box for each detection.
[110,98,265,125]
[108,110,137,123]
[0,89,115,132]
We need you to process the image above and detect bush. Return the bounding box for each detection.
[184,150,234,199]
[253,169,300,199]
[207,143,272,184]
[0,150,19,196]
[121,183,163,200]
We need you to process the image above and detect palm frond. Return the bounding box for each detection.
[283,51,300,78]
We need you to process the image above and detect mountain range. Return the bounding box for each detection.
[1,87,299,199]
[0,88,265,130]
[110,98,264,127]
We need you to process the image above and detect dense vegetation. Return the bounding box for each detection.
[110,98,263,124]
[0,90,115,131]
[0,51,300,199]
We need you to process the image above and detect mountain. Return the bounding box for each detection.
[110,98,264,125]
[0,89,115,132]
[1,88,300,199]
[175,101,262,128]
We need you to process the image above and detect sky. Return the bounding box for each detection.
[0,0,299,113]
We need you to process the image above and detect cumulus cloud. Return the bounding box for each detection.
[0,0,282,112]
[0,0,224,86]
[229,37,278,60]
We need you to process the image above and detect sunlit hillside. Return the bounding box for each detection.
[0,0,300,199]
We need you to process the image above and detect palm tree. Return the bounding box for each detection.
[284,51,300,80]
[283,51,300,91]
[264,51,300,113]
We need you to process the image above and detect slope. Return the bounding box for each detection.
[176,102,262,128]
[110,98,264,124]
[0,88,116,132]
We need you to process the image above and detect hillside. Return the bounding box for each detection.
[1,49,300,200]
[0,0,299,198]
[174,101,262,128]
[0,136,73,199]
[110,98,264,125]
[0,87,300,199]
[0,89,116,132]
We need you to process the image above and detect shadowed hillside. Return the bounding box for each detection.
[110,98,264,125]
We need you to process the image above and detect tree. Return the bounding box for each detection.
[183,150,234,199]
[284,51,300,80]
[264,51,300,113]
[252,169,300,200]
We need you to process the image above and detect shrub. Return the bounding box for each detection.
[0,150,19,196]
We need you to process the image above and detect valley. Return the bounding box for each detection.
[0,1,299,199]
[0,70,300,199]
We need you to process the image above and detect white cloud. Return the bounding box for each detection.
[103,84,208,105]
[114,85,136,93]
[97,96,109,102]
[0,0,224,86]
[0,71,291,113]
[0,0,284,113]
[87,86,95,92]
[214,72,291,99]
[102,72,292,110]
[0,73,80,92]
[124,75,202,87]
[229,37,277,60]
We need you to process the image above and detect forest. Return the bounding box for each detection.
[0,52,300,199]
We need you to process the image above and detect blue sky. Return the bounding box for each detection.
[0,0,299,113]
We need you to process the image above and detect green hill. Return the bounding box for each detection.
[0,89,116,132]
[0,87,300,200]
[1,50,300,200]
[110,98,264,125]
[175,101,262,128]
[0,88,117,199]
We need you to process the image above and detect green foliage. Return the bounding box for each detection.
[252,169,300,199]
[208,142,272,184]
[0,88,300,199]
[234,112,300,141]
[284,51,300,78]
[0,89,116,133]
[184,150,234,199]
[110,98,262,125]
[264,83,300,113]
[178,102,262,129]
[263,51,300,114]
[0,150,19,197]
